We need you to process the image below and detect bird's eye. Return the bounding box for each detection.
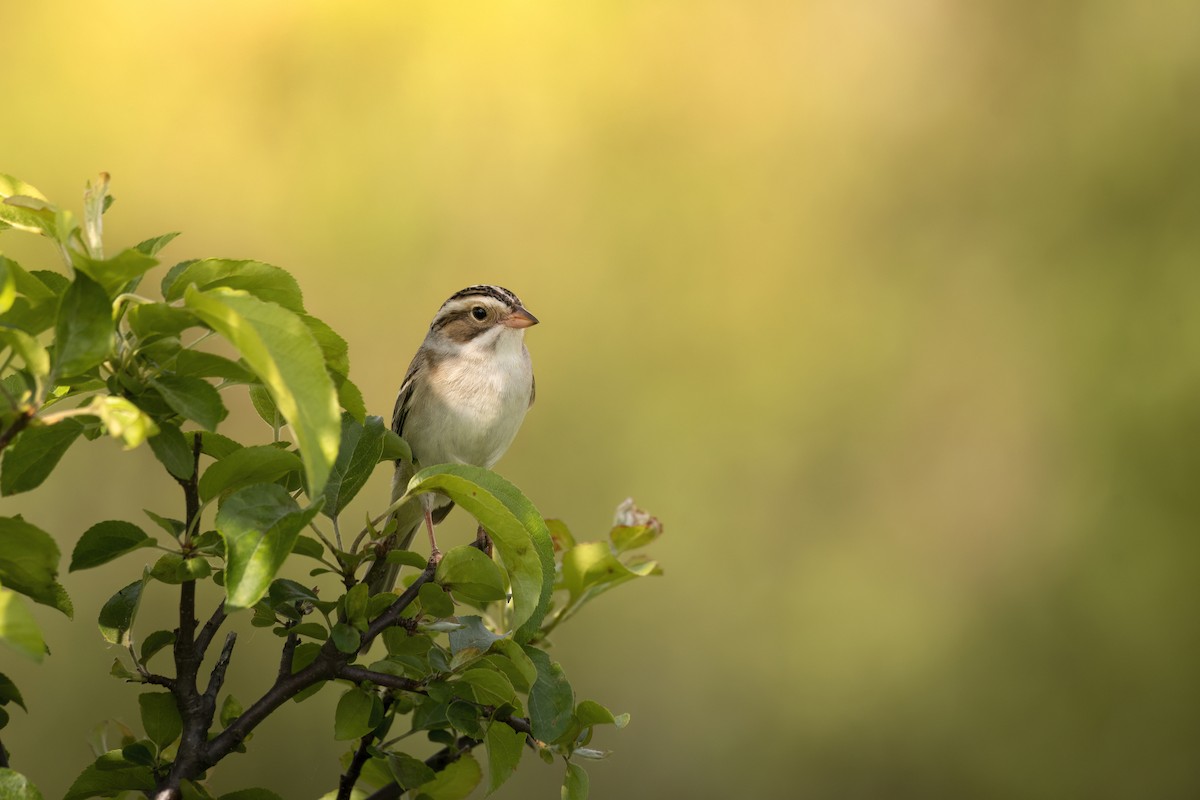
[471,306,488,321]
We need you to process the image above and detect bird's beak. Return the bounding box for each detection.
[503,306,539,329]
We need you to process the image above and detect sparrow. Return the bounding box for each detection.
[367,285,538,593]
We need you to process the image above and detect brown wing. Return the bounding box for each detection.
[391,355,423,437]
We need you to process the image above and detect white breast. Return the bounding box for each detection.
[404,328,533,469]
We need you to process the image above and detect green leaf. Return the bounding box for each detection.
[389,753,436,791]
[404,465,554,642]
[268,578,319,609]
[126,302,199,339]
[334,686,375,741]
[1,258,55,306]
[1,418,84,495]
[610,523,661,553]
[187,429,243,459]
[0,587,44,661]
[110,658,136,681]
[322,414,386,519]
[380,428,411,464]
[0,672,26,711]
[198,445,302,502]
[525,647,574,744]
[417,753,482,800]
[151,374,228,431]
[344,582,369,625]
[334,372,367,421]
[484,638,537,695]
[140,630,176,664]
[0,327,51,378]
[184,286,339,496]
[0,257,13,314]
[70,520,155,571]
[218,790,284,800]
[561,543,625,602]
[436,545,507,603]
[330,622,360,654]
[574,699,620,727]
[0,768,46,800]
[248,383,279,429]
[288,622,327,640]
[418,582,455,619]
[98,578,145,646]
[63,752,155,800]
[83,395,160,449]
[0,264,61,336]
[291,535,325,560]
[72,248,158,295]
[144,510,185,538]
[448,615,501,656]
[0,175,59,238]
[215,484,322,609]
[134,231,180,256]
[219,693,244,729]
[561,763,588,800]
[446,700,483,737]
[120,742,155,766]
[0,298,56,337]
[139,692,182,749]
[166,259,304,312]
[457,668,517,708]
[149,552,212,583]
[53,271,113,378]
[484,720,525,796]
[149,422,195,480]
[385,549,427,569]
[300,313,349,373]
[175,350,255,382]
[0,516,62,609]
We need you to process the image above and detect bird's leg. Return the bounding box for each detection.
[424,507,441,563]
[475,524,493,557]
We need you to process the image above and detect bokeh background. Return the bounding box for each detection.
[4,1,1200,798]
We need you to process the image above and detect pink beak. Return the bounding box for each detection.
[503,307,539,329]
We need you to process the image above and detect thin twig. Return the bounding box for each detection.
[0,408,34,453]
[309,521,340,555]
[194,601,227,658]
[203,633,237,702]
[335,665,424,693]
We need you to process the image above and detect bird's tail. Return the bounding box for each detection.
[364,468,425,595]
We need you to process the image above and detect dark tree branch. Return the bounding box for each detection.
[157,433,214,799]
[140,672,176,689]
[278,631,300,680]
[203,633,237,702]
[360,716,533,800]
[204,556,440,770]
[336,665,423,693]
[0,408,33,453]
[204,647,341,763]
[361,736,475,800]
[194,601,227,658]
[0,736,8,769]
[167,542,469,788]
[337,695,395,800]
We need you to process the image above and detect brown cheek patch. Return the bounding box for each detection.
[441,315,488,344]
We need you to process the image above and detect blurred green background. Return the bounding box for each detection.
[4,1,1200,798]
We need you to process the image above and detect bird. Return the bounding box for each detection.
[366,285,538,594]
